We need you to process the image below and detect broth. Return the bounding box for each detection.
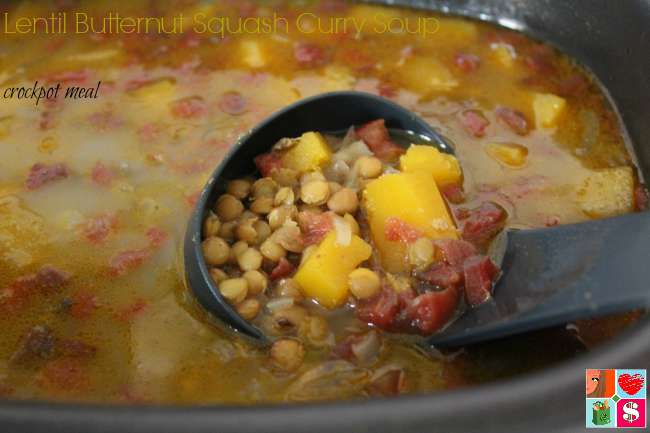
[0,0,645,404]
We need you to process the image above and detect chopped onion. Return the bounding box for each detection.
[266,297,295,313]
[333,215,352,246]
[351,331,381,365]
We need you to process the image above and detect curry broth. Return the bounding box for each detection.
[0,0,643,403]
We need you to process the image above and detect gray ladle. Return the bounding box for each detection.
[184,91,650,347]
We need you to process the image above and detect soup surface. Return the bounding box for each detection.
[0,0,646,404]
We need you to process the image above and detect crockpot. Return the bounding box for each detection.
[1,1,648,432]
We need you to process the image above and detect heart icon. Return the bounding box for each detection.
[618,373,645,396]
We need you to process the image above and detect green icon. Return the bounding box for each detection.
[591,400,611,426]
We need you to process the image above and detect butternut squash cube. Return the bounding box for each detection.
[484,142,529,168]
[398,57,458,94]
[239,39,266,68]
[399,145,462,186]
[577,166,634,218]
[363,172,457,273]
[294,232,372,308]
[281,132,332,173]
[533,93,566,128]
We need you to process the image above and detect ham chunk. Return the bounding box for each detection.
[355,119,404,161]
[25,163,70,190]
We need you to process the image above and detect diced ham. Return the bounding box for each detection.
[25,163,70,190]
[384,217,422,243]
[463,255,498,306]
[524,45,557,75]
[495,107,529,135]
[404,288,461,334]
[461,202,507,247]
[10,326,55,364]
[433,239,477,267]
[298,211,333,246]
[460,109,490,137]
[34,265,71,294]
[88,111,123,131]
[83,213,117,244]
[356,119,404,161]
[634,184,649,211]
[254,152,283,177]
[45,70,88,84]
[68,290,99,319]
[440,183,465,204]
[270,257,296,281]
[418,262,463,289]
[146,227,168,248]
[171,96,207,118]
[108,248,151,277]
[91,161,115,187]
[454,53,481,72]
[294,43,328,67]
[357,287,400,330]
[557,73,589,97]
[218,91,248,116]
[38,358,89,391]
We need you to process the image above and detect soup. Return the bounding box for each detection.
[0,0,646,404]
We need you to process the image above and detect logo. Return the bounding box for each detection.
[586,369,646,429]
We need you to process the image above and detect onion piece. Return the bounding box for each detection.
[266,297,295,313]
[350,331,381,365]
[333,215,352,246]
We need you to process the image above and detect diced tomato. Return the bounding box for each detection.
[39,358,89,391]
[137,122,162,142]
[460,109,490,138]
[298,211,334,246]
[461,202,507,247]
[83,213,117,244]
[405,287,461,334]
[146,227,168,248]
[357,287,400,330]
[170,96,206,118]
[254,152,283,177]
[25,163,70,190]
[90,161,115,187]
[116,298,147,322]
[69,290,98,320]
[495,107,529,135]
[108,249,151,277]
[378,82,398,98]
[270,257,296,281]
[294,43,328,67]
[218,91,248,116]
[440,183,465,204]
[384,217,423,243]
[463,255,499,306]
[634,184,649,211]
[418,262,463,289]
[454,53,481,72]
[433,239,477,267]
[356,119,404,161]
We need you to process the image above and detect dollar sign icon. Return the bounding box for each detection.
[622,401,640,423]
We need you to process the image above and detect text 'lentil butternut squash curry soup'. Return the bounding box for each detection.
[0,0,647,404]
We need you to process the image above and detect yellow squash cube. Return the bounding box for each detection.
[281,132,332,174]
[533,93,566,128]
[399,145,462,186]
[397,57,458,94]
[294,232,372,308]
[484,142,529,168]
[363,172,457,273]
[577,166,634,218]
[239,39,266,68]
